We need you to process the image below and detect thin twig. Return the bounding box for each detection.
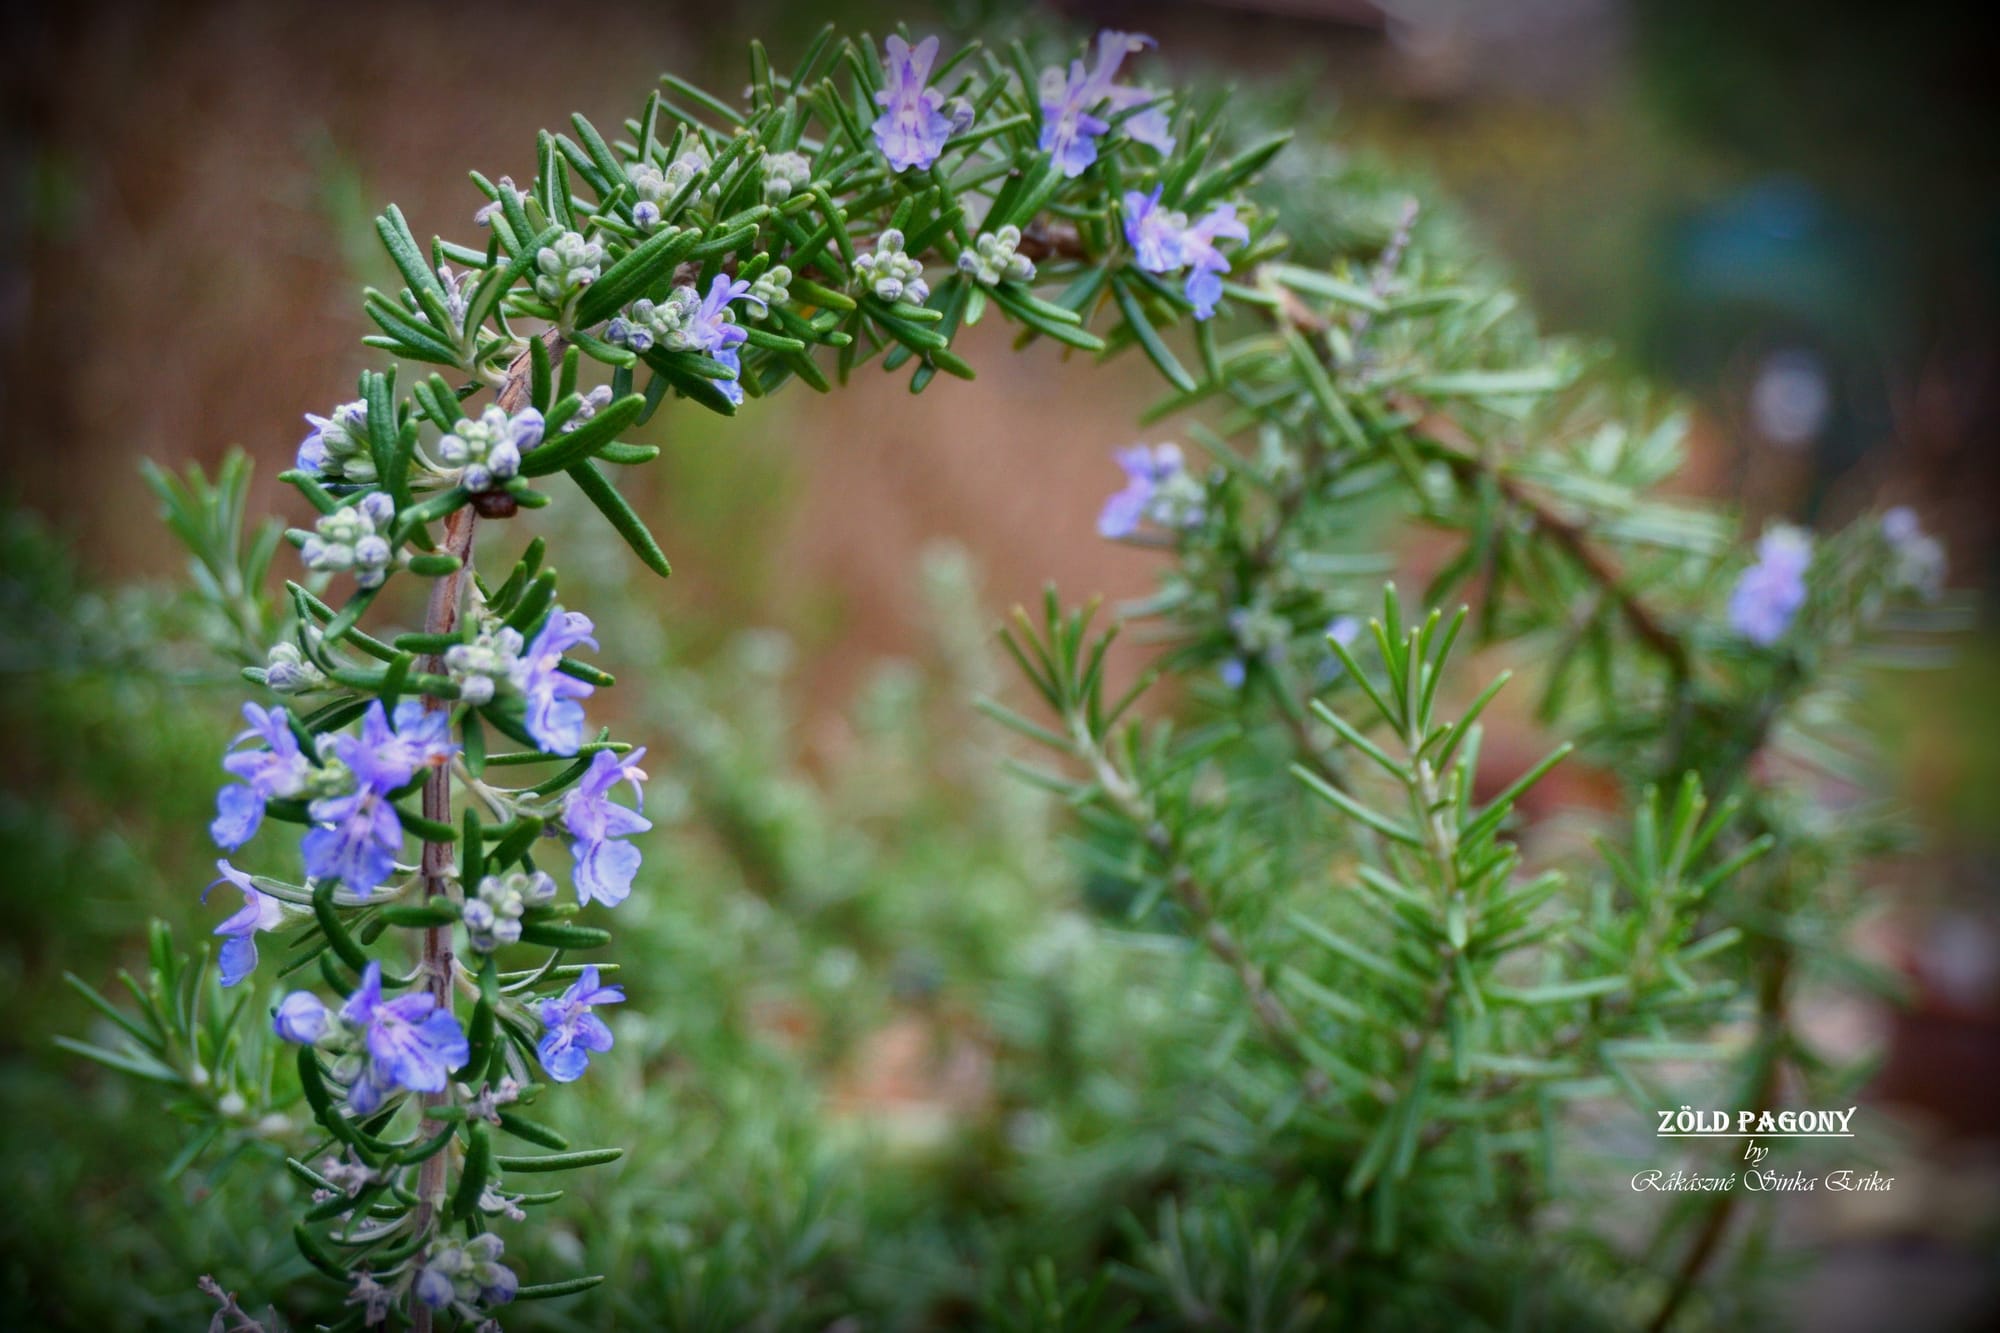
[408,331,559,1333]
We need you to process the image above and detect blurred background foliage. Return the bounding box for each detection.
[2,0,1997,1328]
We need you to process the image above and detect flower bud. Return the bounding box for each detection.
[762,150,812,203]
[262,641,327,695]
[533,231,606,305]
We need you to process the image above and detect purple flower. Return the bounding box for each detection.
[564,748,652,908]
[331,699,456,795]
[212,703,313,850]
[274,990,329,1044]
[1038,59,1113,178]
[382,700,458,783]
[276,962,471,1115]
[205,860,284,987]
[1219,657,1247,690]
[536,965,626,1082]
[872,34,953,172]
[1098,443,1202,538]
[684,275,756,405]
[1088,31,1175,153]
[302,788,404,894]
[1121,192,1247,321]
[295,700,456,894]
[686,275,756,355]
[1728,524,1813,646]
[1122,188,1185,272]
[334,962,471,1111]
[1039,31,1171,179]
[1178,204,1249,319]
[513,611,599,757]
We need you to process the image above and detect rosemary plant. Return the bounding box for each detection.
[59,15,1955,1332]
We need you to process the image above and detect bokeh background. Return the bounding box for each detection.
[3,0,1998,1327]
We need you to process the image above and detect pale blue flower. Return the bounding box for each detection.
[686,274,758,354]
[1122,188,1185,272]
[205,860,284,987]
[328,699,450,794]
[1728,524,1813,645]
[274,964,467,1115]
[212,703,313,850]
[564,748,651,908]
[670,275,756,407]
[1038,58,1112,177]
[1040,31,1171,179]
[340,962,470,1109]
[872,34,953,172]
[1122,191,1247,320]
[297,700,454,893]
[1178,204,1249,319]
[379,700,458,785]
[1098,444,1203,538]
[512,610,598,756]
[536,965,626,1082]
[302,787,403,894]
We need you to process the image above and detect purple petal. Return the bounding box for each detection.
[211,785,264,850]
[572,837,641,908]
[218,934,259,988]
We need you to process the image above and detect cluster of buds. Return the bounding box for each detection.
[956,224,1036,286]
[563,384,615,433]
[628,144,711,228]
[257,640,327,695]
[762,150,813,203]
[301,494,398,589]
[854,228,929,304]
[462,869,558,953]
[604,287,702,355]
[435,405,545,492]
[442,619,525,705]
[297,400,375,483]
[748,264,792,318]
[414,1233,517,1312]
[533,231,605,305]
